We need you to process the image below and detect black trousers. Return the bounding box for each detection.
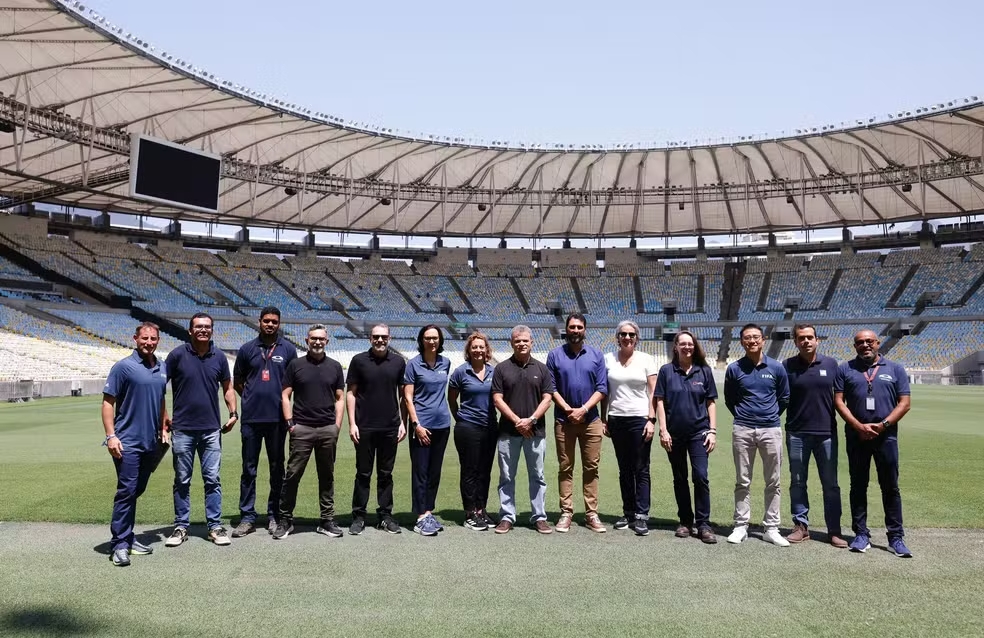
[352,428,399,519]
[409,427,451,515]
[453,423,498,513]
[279,423,338,522]
[238,420,287,523]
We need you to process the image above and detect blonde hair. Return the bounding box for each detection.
[464,331,493,363]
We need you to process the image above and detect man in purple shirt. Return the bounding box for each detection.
[546,313,608,534]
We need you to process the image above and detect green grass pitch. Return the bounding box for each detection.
[0,385,982,637]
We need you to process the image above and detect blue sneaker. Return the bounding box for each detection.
[889,537,912,558]
[429,514,445,532]
[413,516,438,536]
[849,533,871,553]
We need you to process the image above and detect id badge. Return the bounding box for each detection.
[261,369,270,382]
[865,396,875,411]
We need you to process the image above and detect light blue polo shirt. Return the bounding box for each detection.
[403,354,451,430]
[448,362,496,428]
[103,351,168,453]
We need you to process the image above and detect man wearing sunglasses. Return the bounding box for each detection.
[346,324,407,535]
[833,329,912,557]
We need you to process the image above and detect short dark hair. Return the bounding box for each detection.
[792,323,816,338]
[189,312,213,330]
[134,321,159,337]
[417,324,444,354]
[739,323,763,338]
[259,306,281,319]
[566,313,587,329]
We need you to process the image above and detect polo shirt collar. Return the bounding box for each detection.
[510,355,533,368]
[129,349,160,369]
[562,343,588,358]
[741,355,769,369]
[854,354,883,370]
[465,363,492,379]
[672,361,699,376]
[367,347,392,361]
[185,341,217,358]
[253,335,284,349]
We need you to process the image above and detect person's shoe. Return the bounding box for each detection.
[316,519,344,538]
[494,519,513,534]
[231,520,256,538]
[267,518,278,535]
[675,524,692,538]
[727,526,748,544]
[378,517,402,534]
[164,527,188,547]
[555,513,573,533]
[480,511,497,528]
[849,533,871,553]
[585,513,607,533]
[413,516,439,537]
[349,518,365,536]
[698,526,718,544]
[464,513,488,531]
[111,548,131,567]
[829,534,849,549]
[786,523,809,544]
[889,537,913,558]
[534,519,553,535]
[613,517,630,530]
[208,526,232,546]
[431,516,445,532]
[272,520,294,540]
[631,519,649,536]
[764,528,790,547]
[129,540,153,555]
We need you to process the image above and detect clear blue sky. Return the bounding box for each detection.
[85,0,982,146]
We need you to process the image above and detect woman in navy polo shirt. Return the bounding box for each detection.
[403,325,452,536]
[448,332,497,532]
[654,330,719,544]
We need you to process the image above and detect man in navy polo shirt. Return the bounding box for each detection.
[164,312,238,548]
[782,324,846,548]
[101,322,169,567]
[231,306,298,538]
[546,313,608,534]
[724,323,790,547]
[834,329,912,557]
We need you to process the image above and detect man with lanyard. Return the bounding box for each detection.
[833,329,912,557]
[274,324,346,539]
[101,322,169,566]
[164,312,238,547]
[545,313,608,533]
[346,324,407,535]
[231,306,297,537]
[782,324,847,548]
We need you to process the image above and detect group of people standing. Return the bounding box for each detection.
[100,308,913,566]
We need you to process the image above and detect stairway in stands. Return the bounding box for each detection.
[717,261,746,363]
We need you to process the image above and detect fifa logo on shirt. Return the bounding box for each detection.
[760,373,774,379]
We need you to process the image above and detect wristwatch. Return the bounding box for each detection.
[880,419,892,428]
[647,417,657,425]
[229,411,239,419]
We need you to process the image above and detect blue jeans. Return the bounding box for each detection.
[238,421,287,524]
[846,429,904,539]
[666,430,711,529]
[607,416,652,519]
[110,449,156,552]
[497,434,547,523]
[171,429,223,530]
[786,432,842,535]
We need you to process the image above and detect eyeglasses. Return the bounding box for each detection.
[307,337,327,343]
[741,335,763,342]
[371,335,390,341]
[854,338,877,346]
[617,332,637,339]
[191,326,212,332]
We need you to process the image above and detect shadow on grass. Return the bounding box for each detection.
[0,605,108,636]
[91,525,192,555]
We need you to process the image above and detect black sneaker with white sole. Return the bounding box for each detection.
[349,518,366,535]
[377,517,401,534]
[316,519,344,538]
[613,517,629,530]
[272,520,294,540]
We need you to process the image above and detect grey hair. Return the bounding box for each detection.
[371,323,390,335]
[308,323,328,336]
[615,319,640,338]
[511,324,532,340]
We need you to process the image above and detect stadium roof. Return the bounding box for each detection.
[2,0,984,238]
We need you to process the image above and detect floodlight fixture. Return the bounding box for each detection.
[901,183,913,193]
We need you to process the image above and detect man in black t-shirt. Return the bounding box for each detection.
[346,323,407,535]
[272,324,345,540]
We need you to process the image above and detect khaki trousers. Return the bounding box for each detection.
[555,419,604,516]
[732,425,783,530]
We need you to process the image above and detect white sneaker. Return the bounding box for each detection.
[727,526,748,544]
[764,528,790,547]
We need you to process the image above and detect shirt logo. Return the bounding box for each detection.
[760,373,774,379]
[878,374,894,381]
[819,370,827,377]
[272,355,285,363]
[691,381,704,387]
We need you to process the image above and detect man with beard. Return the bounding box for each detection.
[834,329,912,557]
[545,313,608,533]
[273,324,345,539]
[231,307,297,537]
[346,324,407,535]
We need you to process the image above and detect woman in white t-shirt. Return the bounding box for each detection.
[601,319,658,536]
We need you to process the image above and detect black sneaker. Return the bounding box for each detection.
[378,517,402,534]
[464,512,488,531]
[349,517,366,535]
[316,519,344,538]
[613,517,629,530]
[129,540,153,555]
[110,548,130,567]
[632,519,650,536]
[480,511,497,528]
[272,520,293,540]
[267,518,278,535]
[231,520,255,538]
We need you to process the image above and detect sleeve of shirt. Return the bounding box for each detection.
[593,351,608,395]
[218,355,231,383]
[103,361,124,398]
[653,364,668,399]
[894,362,911,396]
[283,359,297,390]
[332,361,345,394]
[833,364,846,393]
[704,366,719,400]
[285,343,298,365]
[345,357,361,387]
[776,363,790,415]
[448,366,463,391]
[645,355,658,378]
[165,351,178,383]
[490,365,504,395]
[545,350,559,390]
[402,359,417,386]
[723,364,738,415]
[232,347,248,386]
[540,362,556,395]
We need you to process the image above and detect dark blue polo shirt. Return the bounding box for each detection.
[404,354,451,430]
[834,356,910,434]
[166,342,231,432]
[104,351,168,453]
[724,355,789,429]
[233,336,297,424]
[783,353,838,436]
[448,362,496,428]
[654,362,718,437]
[545,344,608,424]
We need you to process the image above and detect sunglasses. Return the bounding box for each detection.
[854,339,877,346]
[371,335,390,341]
[617,332,637,338]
